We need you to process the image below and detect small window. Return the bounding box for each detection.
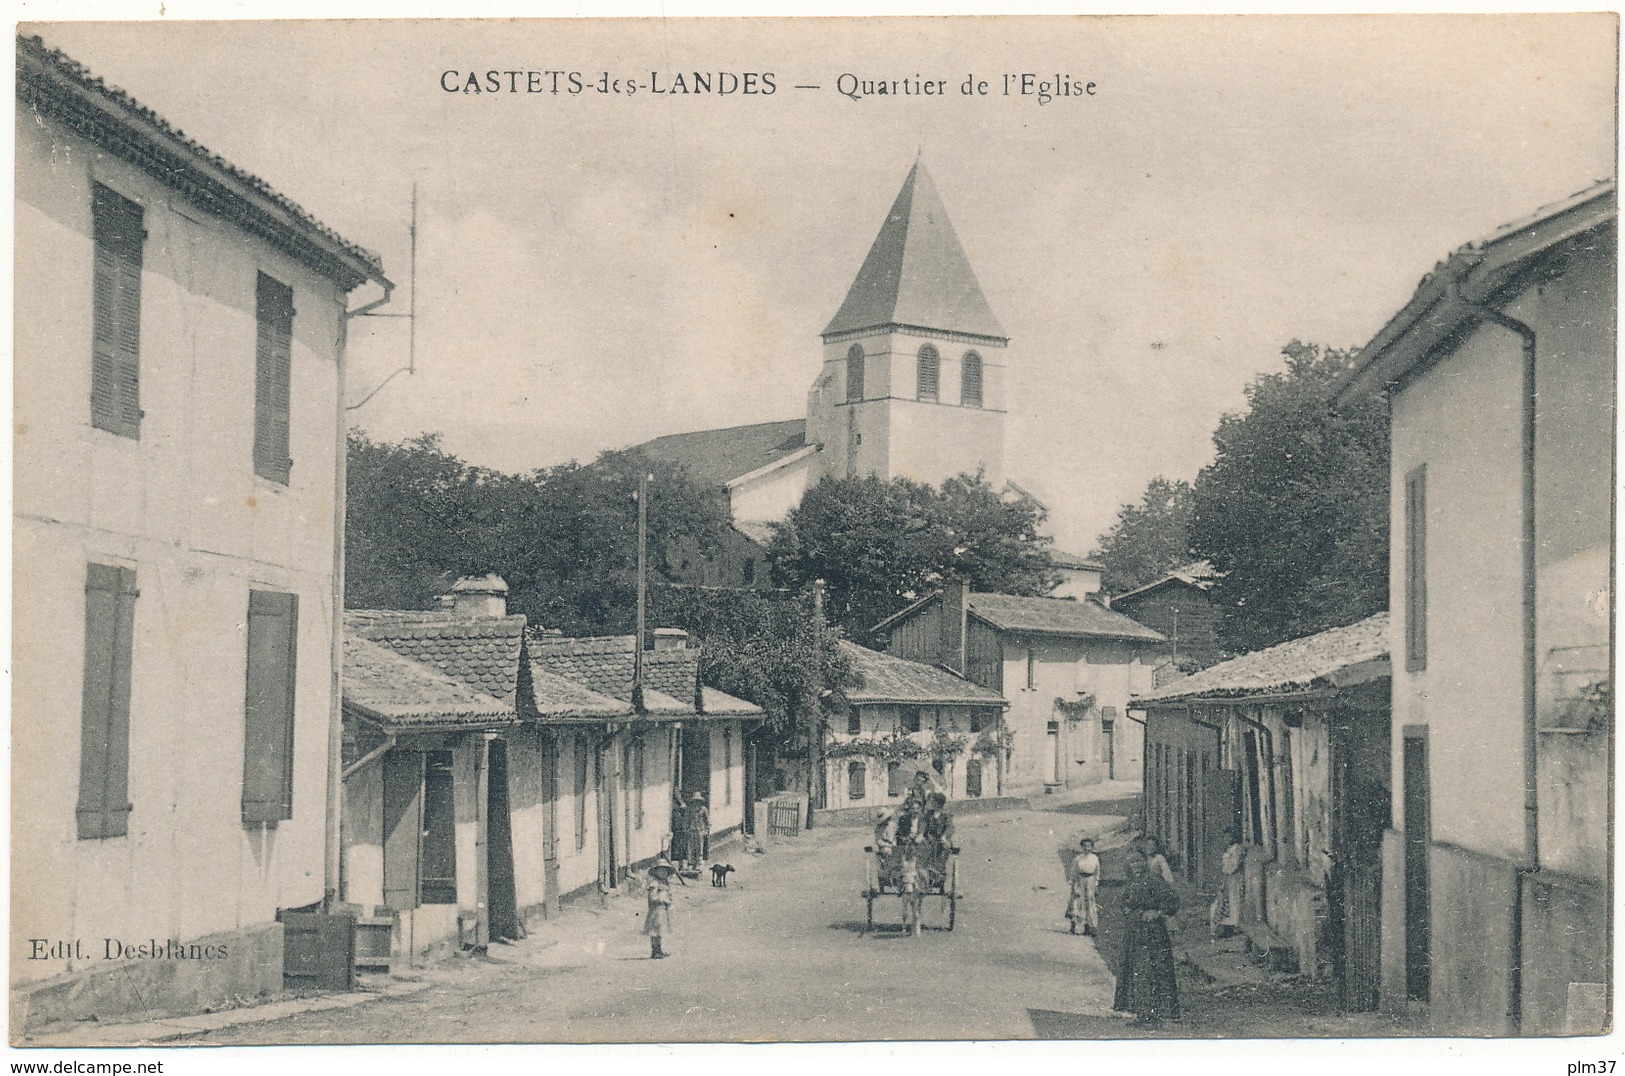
[91,184,145,439]
[965,758,983,798]
[887,761,904,797]
[1405,465,1428,672]
[254,273,295,483]
[846,344,865,403]
[961,351,984,407]
[243,590,298,825]
[847,710,861,735]
[78,563,138,839]
[1026,647,1037,690]
[916,345,940,402]
[900,706,922,733]
[848,761,867,800]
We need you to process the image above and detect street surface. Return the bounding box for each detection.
[192,802,1133,1043]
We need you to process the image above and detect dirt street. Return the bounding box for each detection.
[188,804,1131,1044]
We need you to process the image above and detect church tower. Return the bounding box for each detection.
[806,159,1008,487]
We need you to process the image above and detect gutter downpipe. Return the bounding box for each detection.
[327,278,396,914]
[1449,277,1539,1033]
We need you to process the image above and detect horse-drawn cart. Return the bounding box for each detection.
[862,842,961,934]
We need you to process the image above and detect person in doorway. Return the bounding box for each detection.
[644,856,682,959]
[688,792,711,868]
[1066,836,1101,936]
[1210,830,1245,938]
[1113,852,1181,1028]
[669,797,691,869]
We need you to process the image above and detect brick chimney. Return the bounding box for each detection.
[449,574,508,618]
[939,578,970,674]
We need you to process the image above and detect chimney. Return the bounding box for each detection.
[449,574,508,618]
[652,627,689,651]
[940,578,969,674]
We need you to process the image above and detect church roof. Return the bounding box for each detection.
[629,418,808,489]
[822,159,1006,343]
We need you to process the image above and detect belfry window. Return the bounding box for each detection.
[961,351,984,407]
[917,345,940,402]
[846,344,865,403]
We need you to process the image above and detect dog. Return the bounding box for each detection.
[709,863,736,888]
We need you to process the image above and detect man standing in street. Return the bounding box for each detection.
[688,792,711,868]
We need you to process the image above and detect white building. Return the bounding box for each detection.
[13,36,388,1031]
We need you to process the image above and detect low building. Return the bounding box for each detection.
[1136,613,1391,1007]
[1048,549,1105,601]
[1112,561,1223,671]
[875,581,1164,794]
[530,630,760,898]
[827,641,1009,810]
[12,35,388,1029]
[1335,182,1614,1034]
[342,588,533,960]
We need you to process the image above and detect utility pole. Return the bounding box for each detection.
[633,472,650,713]
[806,579,828,829]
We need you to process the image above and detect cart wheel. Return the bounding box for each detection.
[947,893,957,931]
[866,893,875,933]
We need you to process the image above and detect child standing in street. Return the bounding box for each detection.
[644,856,680,959]
[1066,836,1101,936]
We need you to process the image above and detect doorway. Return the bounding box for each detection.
[1101,720,1116,780]
[1402,729,1431,1003]
[486,739,520,940]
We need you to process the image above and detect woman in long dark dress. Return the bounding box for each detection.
[1113,852,1181,1028]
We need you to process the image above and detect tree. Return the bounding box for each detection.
[1189,341,1389,654]
[344,431,731,633]
[768,472,1056,643]
[1089,477,1196,595]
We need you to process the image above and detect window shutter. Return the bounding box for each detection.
[254,274,295,484]
[381,750,423,911]
[77,563,137,839]
[917,345,940,402]
[91,186,144,439]
[243,589,299,824]
[961,351,983,407]
[848,762,866,800]
[1405,466,1428,672]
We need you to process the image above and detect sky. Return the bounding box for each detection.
[25,14,1617,555]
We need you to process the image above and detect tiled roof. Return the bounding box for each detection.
[700,686,766,718]
[1138,613,1390,704]
[628,419,808,489]
[18,35,386,291]
[1113,561,1218,604]
[529,632,699,708]
[1051,549,1105,571]
[346,610,527,705]
[343,636,513,731]
[968,593,1166,643]
[823,159,1006,342]
[841,640,1007,707]
[529,666,634,722]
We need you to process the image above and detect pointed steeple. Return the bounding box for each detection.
[821,160,1006,342]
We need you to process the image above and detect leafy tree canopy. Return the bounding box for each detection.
[1189,341,1389,654]
[767,472,1057,643]
[345,430,730,634]
[1089,476,1196,595]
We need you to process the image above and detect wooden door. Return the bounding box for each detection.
[1402,732,1431,1002]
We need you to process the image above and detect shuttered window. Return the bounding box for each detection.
[845,344,865,403]
[1404,465,1428,672]
[242,590,298,824]
[848,762,866,800]
[254,273,295,484]
[887,761,904,797]
[78,563,138,839]
[961,351,984,407]
[91,185,144,438]
[965,758,983,798]
[916,345,940,402]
